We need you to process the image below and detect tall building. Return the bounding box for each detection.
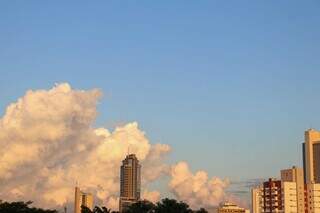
[119,154,141,213]
[218,202,250,213]
[282,182,298,213]
[251,187,262,213]
[74,187,93,213]
[252,167,307,213]
[281,166,305,213]
[261,178,282,213]
[303,129,320,184]
[306,183,320,213]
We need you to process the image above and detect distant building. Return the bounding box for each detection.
[251,129,320,213]
[74,187,93,213]
[254,178,302,213]
[303,129,320,184]
[119,154,141,213]
[252,168,306,213]
[218,202,250,213]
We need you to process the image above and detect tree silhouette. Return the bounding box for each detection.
[81,205,93,213]
[0,199,207,213]
[0,200,57,213]
[193,208,208,213]
[124,198,208,213]
[154,198,193,213]
[93,206,112,213]
[124,200,155,213]
[81,205,115,213]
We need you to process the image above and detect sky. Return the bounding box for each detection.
[1,0,320,202]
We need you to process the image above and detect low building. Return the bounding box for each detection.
[218,202,250,213]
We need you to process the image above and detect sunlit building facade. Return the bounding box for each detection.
[306,183,320,213]
[74,187,93,213]
[252,187,262,213]
[251,129,320,213]
[218,202,250,213]
[303,129,320,184]
[261,178,282,213]
[281,166,305,213]
[119,154,141,213]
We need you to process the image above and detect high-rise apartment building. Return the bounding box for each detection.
[252,167,307,213]
[261,178,282,213]
[282,182,298,213]
[119,154,141,213]
[252,129,320,213]
[303,129,320,184]
[306,183,320,213]
[251,187,262,213]
[74,187,93,213]
[281,166,305,213]
[218,202,250,213]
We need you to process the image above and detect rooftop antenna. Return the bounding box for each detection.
[127,145,130,155]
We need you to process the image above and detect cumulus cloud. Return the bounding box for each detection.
[169,162,229,209]
[0,83,239,211]
[142,190,160,203]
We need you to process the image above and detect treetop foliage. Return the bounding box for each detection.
[0,200,57,213]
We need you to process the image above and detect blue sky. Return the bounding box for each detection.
[1,1,320,182]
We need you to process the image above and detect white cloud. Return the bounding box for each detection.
[0,83,239,211]
[142,190,160,203]
[169,162,229,209]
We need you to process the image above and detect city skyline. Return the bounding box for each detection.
[251,129,320,213]
[0,82,317,212]
[1,1,320,213]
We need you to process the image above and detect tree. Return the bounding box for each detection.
[125,200,155,213]
[155,198,193,213]
[193,208,208,213]
[93,206,112,213]
[81,205,93,213]
[124,198,208,213]
[0,200,57,213]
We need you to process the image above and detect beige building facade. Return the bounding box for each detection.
[252,175,303,213]
[306,183,320,213]
[282,182,298,213]
[74,187,93,213]
[218,202,250,213]
[281,166,305,213]
[251,187,262,213]
[303,129,320,184]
